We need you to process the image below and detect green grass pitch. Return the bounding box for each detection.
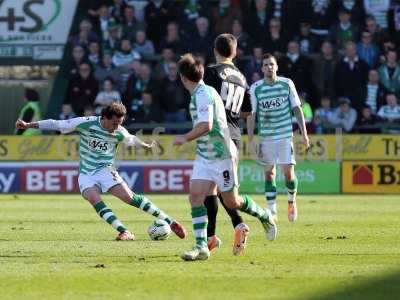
[0,194,399,300]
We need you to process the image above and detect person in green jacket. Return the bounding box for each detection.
[15,89,42,135]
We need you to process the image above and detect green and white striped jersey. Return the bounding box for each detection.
[42,116,138,174]
[250,77,301,140]
[189,81,235,161]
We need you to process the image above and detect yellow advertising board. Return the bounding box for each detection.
[342,161,400,193]
[0,134,398,161]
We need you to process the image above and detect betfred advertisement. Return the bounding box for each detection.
[238,160,341,194]
[0,167,19,192]
[342,161,400,193]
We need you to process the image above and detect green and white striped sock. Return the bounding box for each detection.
[93,201,127,233]
[130,194,173,224]
[285,177,298,202]
[192,206,208,249]
[240,195,268,222]
[265,179,277,214]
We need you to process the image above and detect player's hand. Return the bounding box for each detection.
[301,134,310,150]
[15,119,29,129]
[143,140,158,149]
[173,135,187,146]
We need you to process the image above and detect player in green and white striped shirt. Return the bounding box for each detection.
[15,103,187,241]
[173,54,277,261]
[247,53,310,223]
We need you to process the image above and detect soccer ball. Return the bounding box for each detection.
[147,219,172,240]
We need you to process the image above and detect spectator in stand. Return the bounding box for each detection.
[356,30,380,68]
[121,5,145,42]
[329,97,358,132]
[302,0,336,48]
[364,0,390,30]
[69,20,99,48]
[263,18,288,58]
[295,22,318,56]
[160,22,187,55]
[154,47,176,82]
[181,0,211,32]
[334,41,369,109]
[15,88,42,136]
[95,53,115,83]
[314,96,334,133]
[231,19,253,56]
[70,45,88,76]
[311,41,340,101]
[378,49,400,96]
[279,40,316,107]
[250,71,262,84]
[130,91,164,129]
[243,45,263,83]
[267,0,297,37]
[102,19,122,53]
[377,92,400,124]
[246,0,270,44]
[361,69,386,113]
[334,0,365,26]
[94,78,122,115]
[134,30,155,58]
[144,0,178,50]
[83,105,95,117]
[59,103,76,121]
[298,92,315,133]
[187,17,214,60]
[356,104,382,133]
[388,2,400,46]
[330,9,359,52]
[93,4,113,41]
[212,0,242,35]
[109,0,127,23]
[88,41,101,67]
[112,39,141,67]
[67,62,99,116]
[125,63,160,108]
[159,61,189,132]
[365,15,386,45]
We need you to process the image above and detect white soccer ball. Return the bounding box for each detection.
[147,219,172,240]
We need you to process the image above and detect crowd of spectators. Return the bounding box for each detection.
[63,0,400,133]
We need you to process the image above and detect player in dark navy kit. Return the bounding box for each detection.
[203,33,252,255]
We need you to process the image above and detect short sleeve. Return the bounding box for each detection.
[196,89,213,124]
[249,83,257,113]
[288,79,301,108]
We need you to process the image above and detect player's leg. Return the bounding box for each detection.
[204,186,222,251]
[264,165,278,222]
[107,181,187,239]
[260,139,279,221]
[181,179,215,261]
[79,173,132,240]
[277,138,298,222]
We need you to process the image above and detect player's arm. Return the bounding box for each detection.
[240,89,252,119]
[246,83,257,142]
[173,93,213,145]
[119,126,157,149]
[15,117,87,134]
[288,79,310,149]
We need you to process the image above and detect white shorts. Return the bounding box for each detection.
[191,158,238,192]
[78,167,124,194]
[258,137,296,165]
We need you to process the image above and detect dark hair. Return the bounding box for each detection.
[214,33,237,58]
[386,92,397,98]
[178,53,204,82]
[101,102,127,119]
[25,88,39,102]
[262,53,277,61]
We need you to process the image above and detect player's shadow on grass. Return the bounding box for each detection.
[310,269,400,300]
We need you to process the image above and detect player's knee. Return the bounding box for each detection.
[265,170,275,181]
[189,192,205,206]
[221,193,239,209]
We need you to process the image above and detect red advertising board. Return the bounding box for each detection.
[143,165,192,193]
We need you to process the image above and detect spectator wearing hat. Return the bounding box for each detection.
[329,9,359,52]
[334,41,369,109]
[329,97,358,132]
[356,105,382,133]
